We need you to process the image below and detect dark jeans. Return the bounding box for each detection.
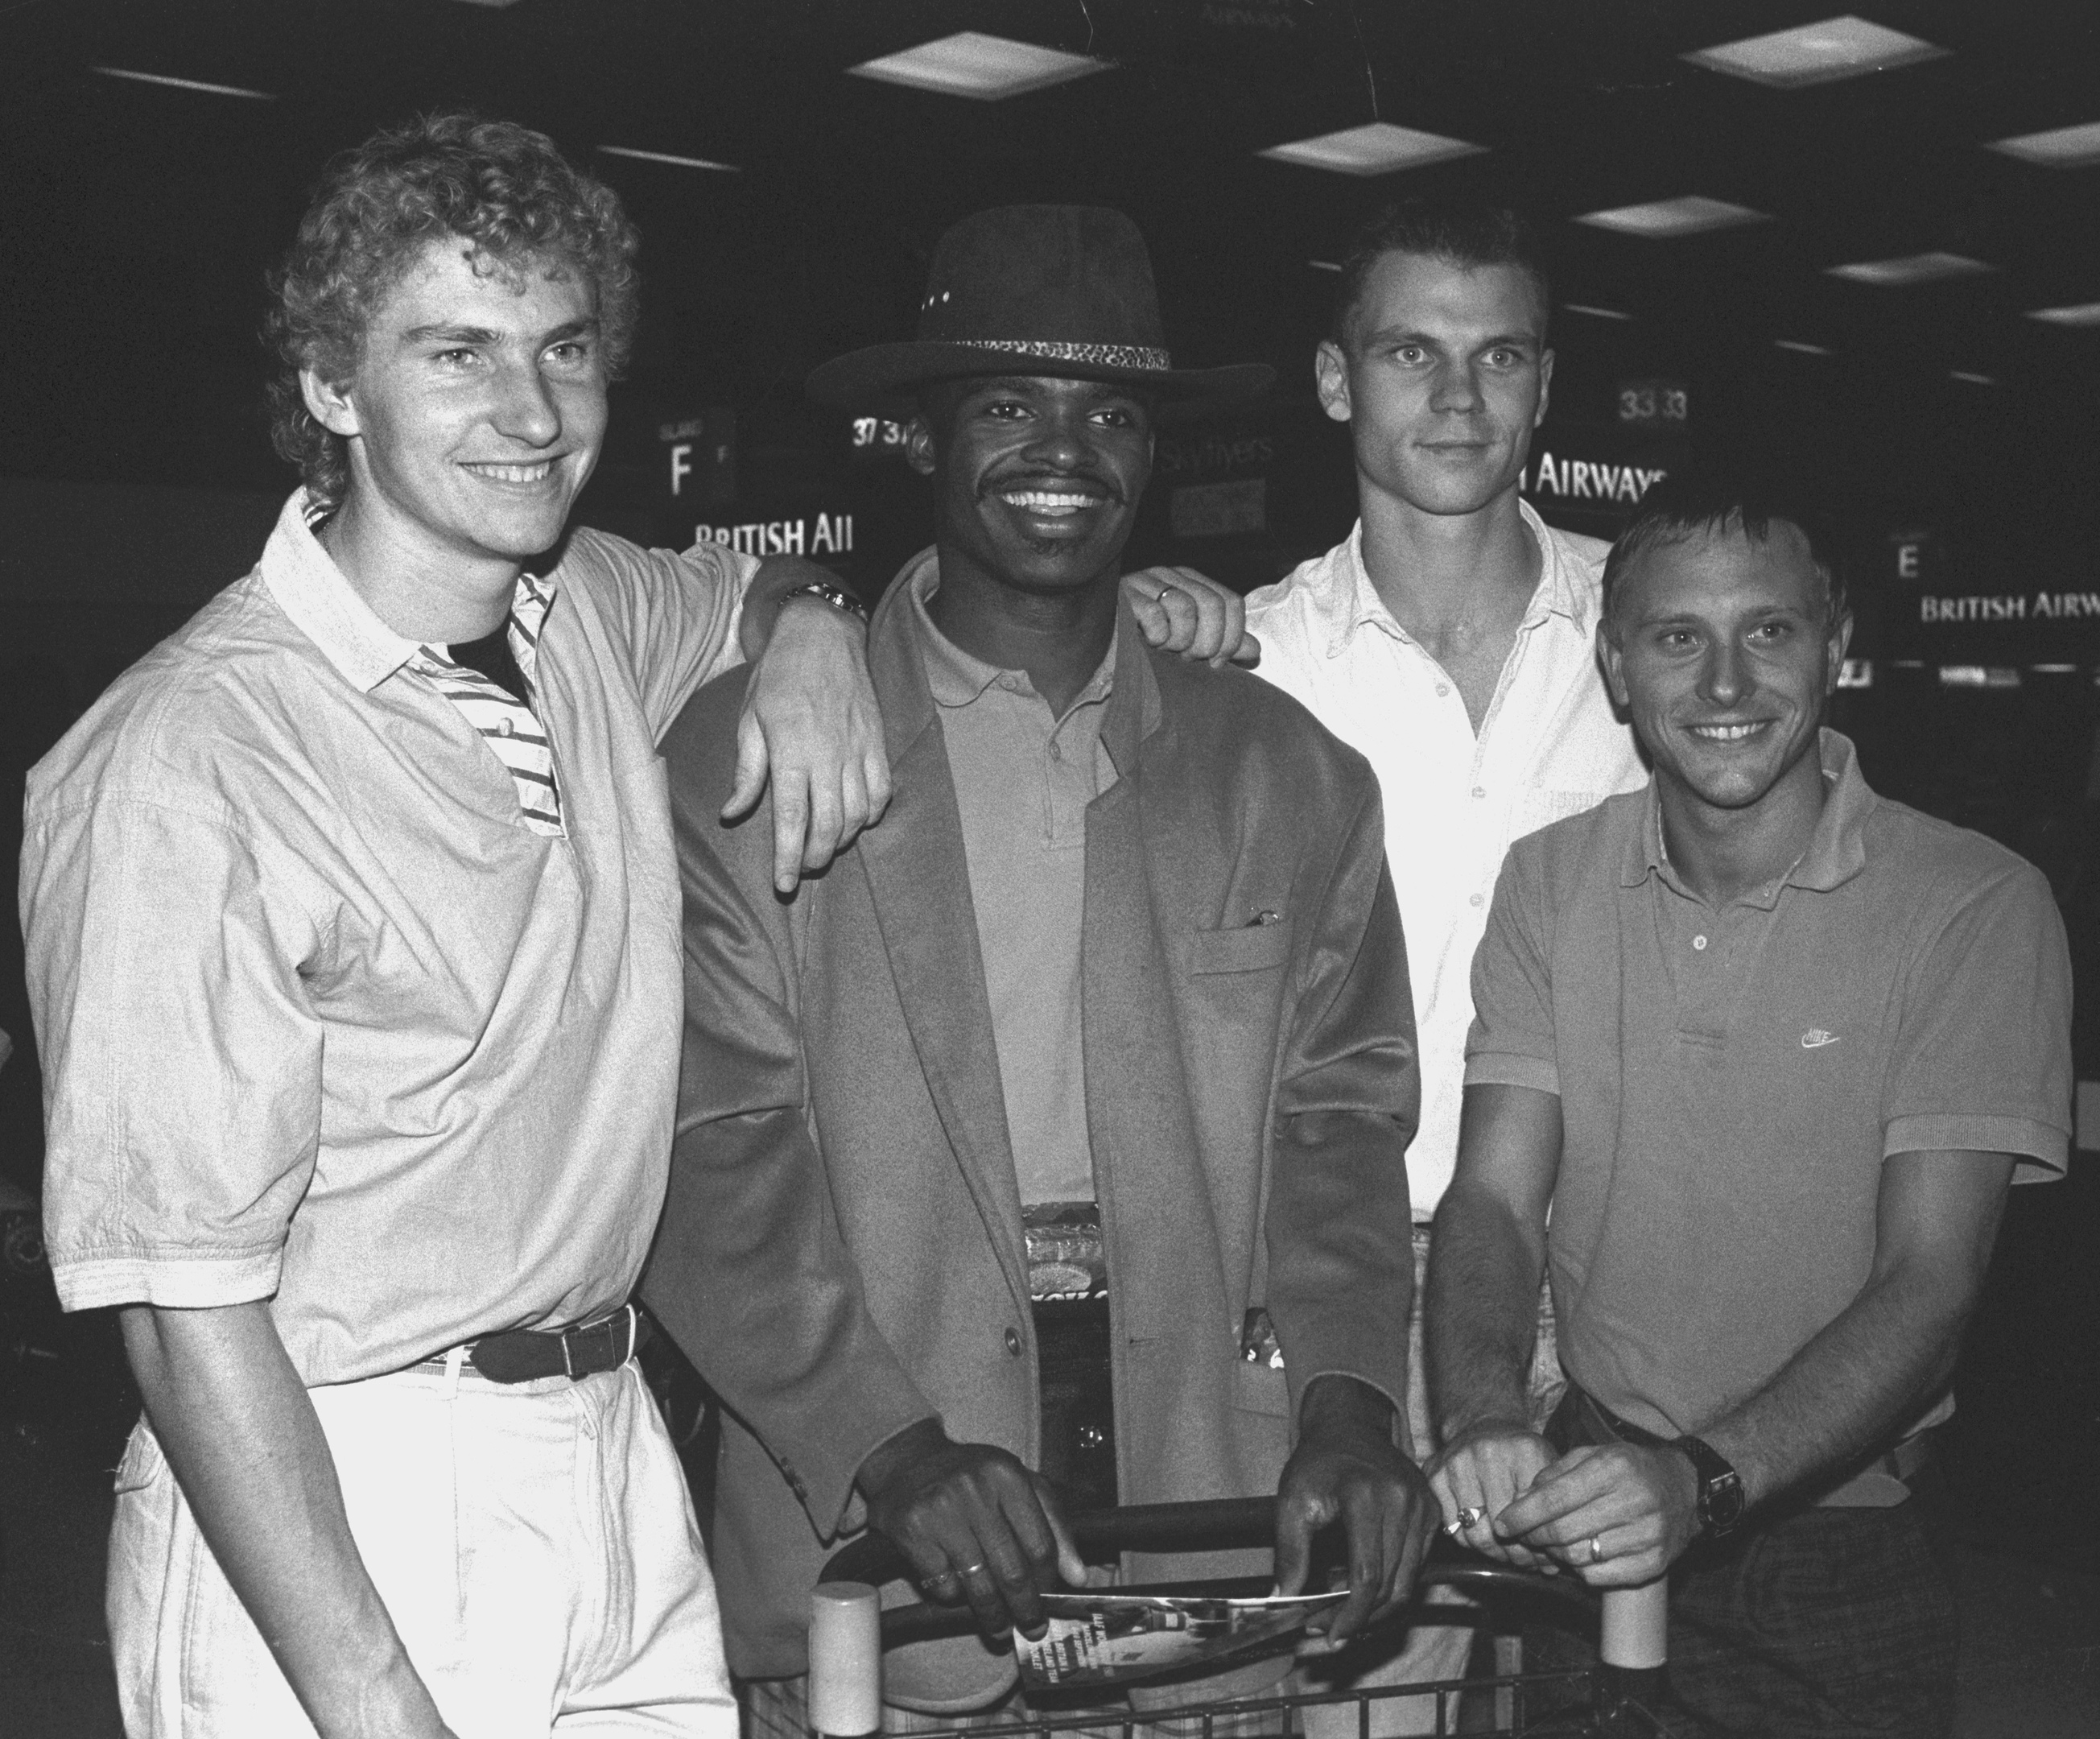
[1547,1390,1958,1737]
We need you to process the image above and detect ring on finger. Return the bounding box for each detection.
[1586,1535,1604,1565]
[1155,585,1171,605]
[956,1561,988,1578]
[1457,1505,1488,1530]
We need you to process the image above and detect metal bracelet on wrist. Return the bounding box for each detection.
[780,580,869,622]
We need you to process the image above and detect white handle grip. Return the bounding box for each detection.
[1599,1578,1668,1669]
[808,1580,882,1737]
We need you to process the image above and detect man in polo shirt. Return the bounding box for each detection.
[1243,196,1646,1709]
[1425,472,2071,1735]
[23,114,897,1739]
[645,206,1433,1729]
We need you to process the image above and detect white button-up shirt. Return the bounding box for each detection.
[1246,502,1646,1214]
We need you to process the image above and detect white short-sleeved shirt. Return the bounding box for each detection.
[23,491,757,1383]
[1246,503,1646,1214]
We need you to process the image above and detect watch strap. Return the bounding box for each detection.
[1673,1434,1743,1539]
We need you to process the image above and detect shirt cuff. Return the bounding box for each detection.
[51,1248,283,1314]
[1883,1113,2069,1183]
[1463,1052,1562,1096]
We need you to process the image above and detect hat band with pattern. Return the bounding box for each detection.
[951,337,1172,372]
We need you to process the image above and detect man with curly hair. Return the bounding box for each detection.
[17,114,1265,1739]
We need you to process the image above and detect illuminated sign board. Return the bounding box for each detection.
[1614,378,1689,430]
[1524,451,1667,506]
[694,513,856,557]
[659,409,736,507]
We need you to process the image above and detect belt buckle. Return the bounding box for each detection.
[560,1326,576,1381]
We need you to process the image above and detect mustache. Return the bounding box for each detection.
[980,469,1127,504]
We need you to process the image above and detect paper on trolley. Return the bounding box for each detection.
[1013,1589,1347,1691]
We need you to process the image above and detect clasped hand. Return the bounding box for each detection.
[1429,1427,1699,1587]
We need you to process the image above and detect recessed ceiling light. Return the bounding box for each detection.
[847,32,1108,101]
[1258,123,1485,176]
[1563,303,1632,320]
[1307,259,1343,272]
[91,65,275,100]
[1574,196,1768,238]
[599,146,739,173]
[2027,302,2100,326]
[1683,15,1947,89]
[1774,339,1834,354]
[1826,252,1995,286]
[1988,120,2100,168]
[1949,370,1997,386]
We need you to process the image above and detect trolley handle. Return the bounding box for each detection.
[817,1496,1635,1647]
[819,1495,1277,1587]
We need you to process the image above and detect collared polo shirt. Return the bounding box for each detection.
[23,490,757,1384]
[900,552,1117,1208]
[1247,503,1646,1216]
[1467,731,2071,1493]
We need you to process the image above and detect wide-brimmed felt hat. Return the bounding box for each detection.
[807,204,1274,410]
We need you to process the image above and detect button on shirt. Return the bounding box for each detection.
[23,491,757,1383]
[1246,503,1646,1213]
[1467,732,2072,1492]
[902,554,1117,1208]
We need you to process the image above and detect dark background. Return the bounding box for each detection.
[2,0,2097,1727]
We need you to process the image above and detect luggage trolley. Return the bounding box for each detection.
[809,1498,1669,1738]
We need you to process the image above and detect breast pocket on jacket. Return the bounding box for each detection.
[1189,920,1293,977]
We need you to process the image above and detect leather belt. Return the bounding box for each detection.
[435,1303,648,1385]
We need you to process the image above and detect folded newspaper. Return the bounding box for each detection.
[1013,1590,1347,1691]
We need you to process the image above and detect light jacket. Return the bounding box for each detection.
[646,567,1420,1704]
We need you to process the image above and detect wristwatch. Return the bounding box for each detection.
[1671,1435,1744,1539]
[781,580,869,622]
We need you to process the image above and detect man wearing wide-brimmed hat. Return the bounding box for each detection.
[644,205,1434,1725]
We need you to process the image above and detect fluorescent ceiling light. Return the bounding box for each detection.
[1563,303,1632,320]
[1826,251,1994,286]
[599,146,739,173]
[848,32,1107,100]
[1574,196,1768,238]
[91,65,275,100]
[1989,120,2100,167]
[1774,338,1834,354]
[1258,123,1484,176]
[1683,16,1947,89]
[1307,259,1343,273]
[2027,301,2100,326]
[1949,370,1997,386]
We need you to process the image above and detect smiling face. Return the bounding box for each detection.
[1603,519,1850,817]
[908,374,1152,601]
[1316,251,1551,519]
[302,235,607,578]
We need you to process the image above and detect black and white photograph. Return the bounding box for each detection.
[2,4,2096,1736]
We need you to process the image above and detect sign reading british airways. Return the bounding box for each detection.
[1523,452,1668,506]
[694,513,856,557]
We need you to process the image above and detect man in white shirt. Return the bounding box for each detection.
[1244,198,1646,1717]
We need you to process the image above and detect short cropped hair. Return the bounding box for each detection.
[1329,199,1550,348]
[265,112,641,509]
[1601,469,1847,630]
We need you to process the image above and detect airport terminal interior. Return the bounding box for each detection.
[2,2,2097,1732]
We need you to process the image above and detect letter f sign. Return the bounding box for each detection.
[669,443,694,498]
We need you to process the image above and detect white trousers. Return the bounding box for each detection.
[107,1356,735,1738]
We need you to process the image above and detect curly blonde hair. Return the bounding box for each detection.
[265,112,641,509]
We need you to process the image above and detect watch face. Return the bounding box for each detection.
[1702,1473,1746,1534]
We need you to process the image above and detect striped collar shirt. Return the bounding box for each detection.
[408,573,566,835]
